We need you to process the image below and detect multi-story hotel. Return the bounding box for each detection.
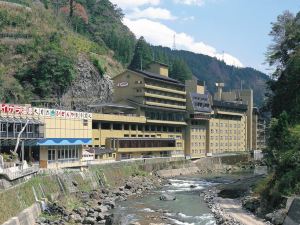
[185,78,248,158]
[111,62,186,158]
[0,61,265,170]
[185,78,212,158]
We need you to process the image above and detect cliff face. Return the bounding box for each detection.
[61,55,114,111]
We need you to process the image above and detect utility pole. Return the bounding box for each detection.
[140,54,143,71]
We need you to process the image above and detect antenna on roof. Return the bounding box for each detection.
[172,34,176,50]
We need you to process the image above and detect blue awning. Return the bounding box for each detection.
[37,138,92,146]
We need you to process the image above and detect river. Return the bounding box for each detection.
[111,174,244,225]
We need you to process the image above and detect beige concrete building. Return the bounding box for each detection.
[0,104,92,169]
[185,79,249,158]
[112,62,186,158]
[185,77,211,158]
[214,86,253,151]
[89,103,184,160]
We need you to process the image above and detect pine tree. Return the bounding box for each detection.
[129,37,152,70]
[170,58,192,82]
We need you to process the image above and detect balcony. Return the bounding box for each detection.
[144,92,186,103]
[144,84,186,95]
[145,101,186,110]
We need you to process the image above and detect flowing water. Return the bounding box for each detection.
[112,175,238,225]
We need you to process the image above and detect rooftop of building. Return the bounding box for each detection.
[131,69,185,87]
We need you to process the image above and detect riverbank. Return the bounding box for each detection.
[36,175,165,225]
[1,154,251,225]
[203,174,270,225]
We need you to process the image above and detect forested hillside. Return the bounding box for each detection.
[0,0,269,107]
[152,46,269,106]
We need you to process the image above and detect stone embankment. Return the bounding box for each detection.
[36,176,164,225]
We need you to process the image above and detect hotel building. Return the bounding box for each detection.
[0,61,264,170]
[185,79,248,158]
[0,104,92,169]
[110,62,186,159]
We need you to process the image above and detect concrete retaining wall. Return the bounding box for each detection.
[2,203,41,225]
[156,166,199,177]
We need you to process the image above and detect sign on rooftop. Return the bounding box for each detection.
[0,104,92,120]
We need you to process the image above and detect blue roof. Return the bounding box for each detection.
[37,138,92,146]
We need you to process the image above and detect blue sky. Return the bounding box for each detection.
[111,0,300,74]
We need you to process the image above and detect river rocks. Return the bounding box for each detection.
[203,188,242,225]
[83,216,96,224]
[36,175,164,225]
[242,196,260,213]
[265,209,287,225]
[160,193,176,201]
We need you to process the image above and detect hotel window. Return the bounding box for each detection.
[27,124,33,133]
[101,123,110,130]
[83,119,88,126]
[131,124,137,130]
[124,124,129,130]
[113,123,122,130]
[48,149,55,161]
[137,125,143,131]
[124,134,129,137]
[92,122,99,129]
[15,123,22,132]
[1,123,7,132]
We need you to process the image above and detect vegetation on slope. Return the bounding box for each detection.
[0,0,268,106]
[0,0,122,103]
[256,10,300,213]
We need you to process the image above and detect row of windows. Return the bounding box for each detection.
[92,122,182,133]
[48,146,80,161]
[146,90,184,99]
[191,135,206,140]
[145,97,185,107]
[145,111,185,122]
[191,149,206,154]
[191,142,206,147]
[210,129,243,134]
[211,122,241,128]
[0,123,39,133]
[146,80,185,92]
[210,136,241,140]
[191,128,206,132]
[210,142,242,147]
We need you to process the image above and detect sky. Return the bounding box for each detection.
[110,0,300,74]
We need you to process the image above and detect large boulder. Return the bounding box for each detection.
[83,216,96,224]
[265,209,287,225]
[160,193,176,201]
[272,209,287,225]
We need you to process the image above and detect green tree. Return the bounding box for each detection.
[17,50,76,99]
[170,58,192,82]
[129,36,153,70]
[266,11,300,123]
